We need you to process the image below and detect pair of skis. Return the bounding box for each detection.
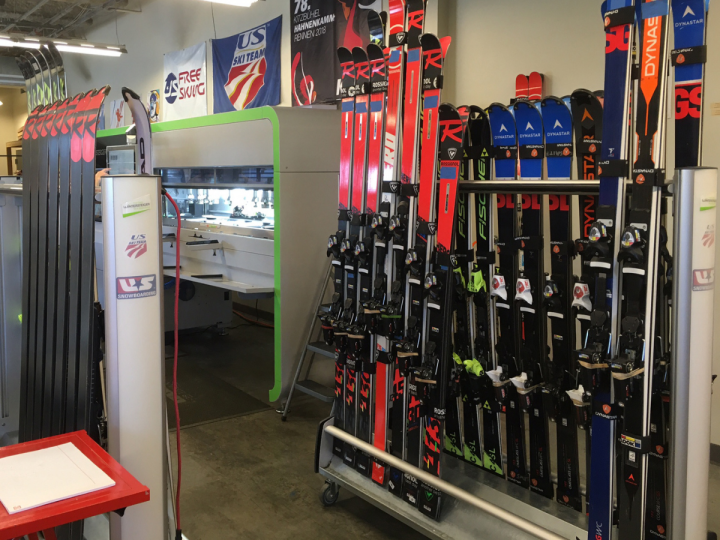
[16,43,67,112]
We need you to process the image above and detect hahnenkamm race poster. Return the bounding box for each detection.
[291,0,336,106]
[212,16,282,113]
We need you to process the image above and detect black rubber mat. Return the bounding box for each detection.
[165,357,269,430]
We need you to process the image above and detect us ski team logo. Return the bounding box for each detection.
[225,25,269,110]
[126,234,148,258]
[703,226,715,247]
[117,274,157,299]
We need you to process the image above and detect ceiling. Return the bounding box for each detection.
[0,0,138,41]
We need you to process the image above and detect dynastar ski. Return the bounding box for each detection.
[370,0,406,489]
[541,96,582,511]
[612,1,670,538]
[324,46,358,459]
[512,100,553,500]
[416,103,462,521]
[670,0,708,168]
[487,103,527,489]
[577,2,636,538]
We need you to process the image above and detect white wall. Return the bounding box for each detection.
[64,0,292,115]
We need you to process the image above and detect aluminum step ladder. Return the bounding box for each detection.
[278,263,336,420]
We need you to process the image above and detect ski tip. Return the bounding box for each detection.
[336,46,353,65]
[121,87,142,103]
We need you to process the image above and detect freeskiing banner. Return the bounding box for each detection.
[163,42,207,121]
[212,16,282,113]
[290,0,336,106]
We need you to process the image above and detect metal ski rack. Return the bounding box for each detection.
[279,262,336,420]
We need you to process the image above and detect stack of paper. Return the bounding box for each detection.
[0,442,115,514]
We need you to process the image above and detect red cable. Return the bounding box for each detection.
[163,191,182,537]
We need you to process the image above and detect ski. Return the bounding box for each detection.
[528,72,545,101]
[512,99,553,500]
[386,0,425,501]
[575,2,636,537]
[516,74,529,100]
[612,1,670,537]
[466,107,505,477]
[370,0,406,489]
[670,0,709,168]
[354,41,387,479]
[541,96,583,511]
[400,30,450,508]
[416,103,463,521]
[486,103,527,489]
[323,46,358,459]
[342,47,372,469]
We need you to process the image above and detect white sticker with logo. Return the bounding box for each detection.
[117,274,157,299]
[122,194,152,218]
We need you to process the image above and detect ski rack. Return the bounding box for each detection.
[317,420,584,539]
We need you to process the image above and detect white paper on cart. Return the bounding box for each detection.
[0,442,115,514]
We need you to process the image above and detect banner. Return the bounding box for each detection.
[212,16,282,113]
[109,99,124,129]
[335,0,381,50]
[147,89,160,123]
[290,0,336,106]
[163,42,207,121]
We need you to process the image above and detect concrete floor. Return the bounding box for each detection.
[87,316,720,539]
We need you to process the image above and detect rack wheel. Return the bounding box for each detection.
[708,533,717,540]
[321,482,339,507]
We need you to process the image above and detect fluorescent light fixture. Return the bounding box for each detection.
[80,43,94,47]
[0,39,40,49]
[55,44,122,57]
[201,0,258,6]
[25,37,39,41]
[53,41,67,45]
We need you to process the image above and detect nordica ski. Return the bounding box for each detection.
[416,103,462,521]
[512,100,553,499]
[401,30,450,509]
[612,2,670,538]
[466,107,504,477]
[541,96,582,511]
[487,103,528,489]
[575,2,636,538]
[370,0,406,489]
[354,41,387,479]
[528,72,545,101]
[386,0,425,501]
[323,46,357,459]
[516,74,529,100]
[670,0,708,168]
[342,47,372,469]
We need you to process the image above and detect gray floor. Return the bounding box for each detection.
[91,316,720,539]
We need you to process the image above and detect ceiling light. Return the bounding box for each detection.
[0,101,3,106]
[25,37,39,41]
[80,43,94,47]
[55,44,122,56]
[0,39,40,49]
[201,0,258,6]
[53,41,67,45]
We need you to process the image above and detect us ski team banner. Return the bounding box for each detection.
[212,16,282,113]
[290,0,336,106]
[163,42,207,121]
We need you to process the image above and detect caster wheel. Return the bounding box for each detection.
[321,483,339,507]
[708,533,717,540]
[281,416,287,422]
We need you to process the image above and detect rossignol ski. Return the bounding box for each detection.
[342,47,372,468]
[541,96,582,511]
[324,47,358,459]
[353,42,387,479]
[512,100,553,500]
[400,31,451,508]
[370,0,406,489]
[416,103,462,521]
[386,0,426,501]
